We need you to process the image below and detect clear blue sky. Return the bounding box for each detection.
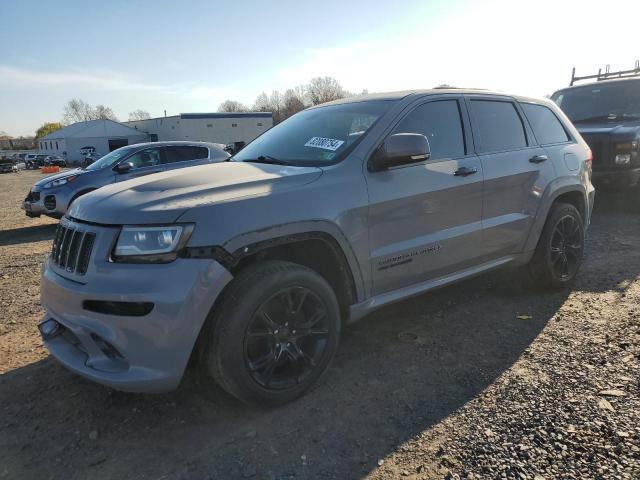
[1,0,639,136]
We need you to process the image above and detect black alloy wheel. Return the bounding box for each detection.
[549,214,583,281]
[244,286,330,390]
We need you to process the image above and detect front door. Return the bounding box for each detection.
[115,146,165,182]
[466,96,556,258]
[367,97,484,296]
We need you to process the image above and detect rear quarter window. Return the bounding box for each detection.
[471,100,527,153]
[165,146,209,163]
[521,103,570,145]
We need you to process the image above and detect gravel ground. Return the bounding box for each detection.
[0,170,638,479]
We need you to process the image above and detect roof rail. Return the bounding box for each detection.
[570,61,640,86]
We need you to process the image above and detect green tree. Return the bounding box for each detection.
[35,122,63,139]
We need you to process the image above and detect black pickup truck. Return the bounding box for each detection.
[551,64,640,203]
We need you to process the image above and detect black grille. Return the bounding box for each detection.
[51,224,96,275]
[25,191,40,202]
[582,134,611,168]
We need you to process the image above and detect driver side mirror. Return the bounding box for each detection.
[368,133,431,172]
[113,161,134,173]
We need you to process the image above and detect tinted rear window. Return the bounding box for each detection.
[165,146,208,163]
[521,103,569,145]
[471,100,527,153]
[393,100,465,159]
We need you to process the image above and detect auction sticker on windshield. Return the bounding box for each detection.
[304,137,345,151]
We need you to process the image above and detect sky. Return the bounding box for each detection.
[1,0,639,136]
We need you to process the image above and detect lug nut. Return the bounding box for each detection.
[274,329,279,334]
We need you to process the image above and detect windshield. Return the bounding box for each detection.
[233,100,394,166]
[552,80,640,123]
[85,146,137,171]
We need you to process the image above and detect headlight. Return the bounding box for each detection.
[43,175,76,189]
[615,153,631,165]
[112,224,193,262]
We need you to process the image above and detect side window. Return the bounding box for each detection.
[165,146,209,163]
[126,148,162,169]
[393,100,465,159]
[521,103,570,145]
[471,100,527,153]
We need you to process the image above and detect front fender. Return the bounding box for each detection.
[221,221,366,303]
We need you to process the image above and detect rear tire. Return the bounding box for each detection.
[203,260,341,406]
[526,202,585,289]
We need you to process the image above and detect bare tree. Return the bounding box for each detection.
[306,77,346,105]
[94,105,118,121]
[218,100,249,112]
[253,91,285,123]
[128,109,151,121]
[282,87,306,120]
[62,98,118,123]
[62,98,95,124]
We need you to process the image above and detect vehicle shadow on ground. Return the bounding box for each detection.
[0,223,57,246]
[0,269,571,479]
[1,197,638,479]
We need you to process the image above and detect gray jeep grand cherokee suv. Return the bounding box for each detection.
[40,89,594,405]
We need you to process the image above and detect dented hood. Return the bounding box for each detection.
[68,162,323,225]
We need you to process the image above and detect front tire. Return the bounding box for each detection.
[204,261,341,406]
[527,202,585,289]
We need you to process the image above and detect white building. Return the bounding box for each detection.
[124,112,272,145]
[38,120,149,163]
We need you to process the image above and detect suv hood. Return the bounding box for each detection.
[575,119,640,139]
[68,162,323,225]
[33,168,85,188]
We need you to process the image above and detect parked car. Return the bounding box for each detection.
[39,89,594,405]
[25,153,49,169]
[45,156,67,167]
[22,141,229,218]
[0,160,17,173]
[24,153,38,168]
[551,63,640,204]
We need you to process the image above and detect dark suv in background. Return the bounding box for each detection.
[551,63,640,205]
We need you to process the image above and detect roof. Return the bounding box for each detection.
[40,119,148,141]
[117,140,226,149]
[124,112,273,124]
[316,88,549,107]
[553,76,640,95]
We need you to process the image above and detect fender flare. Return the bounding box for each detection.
[524,179,588,252]
[185,220,367,303]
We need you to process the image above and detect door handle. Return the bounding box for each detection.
[529,154,548,164]
[453,166,478,177]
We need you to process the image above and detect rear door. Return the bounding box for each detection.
[114,146,166,182]
[367,95,484,295]
[466,96,556,258]
[519,101,574,175]
[163,145,210,172]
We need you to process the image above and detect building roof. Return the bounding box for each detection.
[124,112,273,124]
[40,119,147,140]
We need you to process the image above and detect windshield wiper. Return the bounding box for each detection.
[245,155,290,166]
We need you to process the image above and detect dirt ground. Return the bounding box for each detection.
[0,170,638,480]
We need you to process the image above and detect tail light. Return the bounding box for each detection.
[586,148,593,177]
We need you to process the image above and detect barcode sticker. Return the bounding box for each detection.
[304,137,345,151]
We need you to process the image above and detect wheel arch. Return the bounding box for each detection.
[525,182,588,252]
